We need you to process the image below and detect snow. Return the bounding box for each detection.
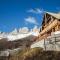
[7,32,39,41]
[0,51,9,56]
[0,26,39,41]
[31,39,44,48]
[0,31,39,41]
[54,31,60,34]
[51,31,60,35]
[7,32,32,41]
[32,31,39,36]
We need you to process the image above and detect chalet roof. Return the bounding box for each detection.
[46,12,60,19]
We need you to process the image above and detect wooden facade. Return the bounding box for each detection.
[39,12,60,40]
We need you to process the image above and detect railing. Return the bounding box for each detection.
[44,34,60,51]
[39,33,51,41]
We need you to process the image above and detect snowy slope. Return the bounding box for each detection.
[0,31,39,41]
[7,32,39,41]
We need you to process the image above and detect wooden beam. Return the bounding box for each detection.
[51,16,53,21]
[56,25,59,31]
[45,14,47,25]
[40,20,58,35]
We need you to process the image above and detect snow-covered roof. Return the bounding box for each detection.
[46,12,60,19]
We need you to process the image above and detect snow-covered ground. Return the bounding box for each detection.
[0,48,21,56]
[31,39,44,48]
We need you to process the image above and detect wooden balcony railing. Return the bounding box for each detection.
[38,33,51,41]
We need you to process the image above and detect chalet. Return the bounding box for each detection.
[39,12,60,40]
[31,12,60,51]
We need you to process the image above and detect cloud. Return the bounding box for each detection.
[25,17,38,25]
[27,8,44,14]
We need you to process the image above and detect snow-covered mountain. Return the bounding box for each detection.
[7,32,39,41]
[0,26,39,41]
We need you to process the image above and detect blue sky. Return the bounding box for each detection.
[0,0,60,32]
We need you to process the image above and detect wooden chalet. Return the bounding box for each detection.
[39,12,60,40]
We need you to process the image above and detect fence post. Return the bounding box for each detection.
[44,39,46,51]
[54,37,56,50]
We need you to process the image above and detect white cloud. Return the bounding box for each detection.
[27,8,44,14]
[25,17,38,25]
